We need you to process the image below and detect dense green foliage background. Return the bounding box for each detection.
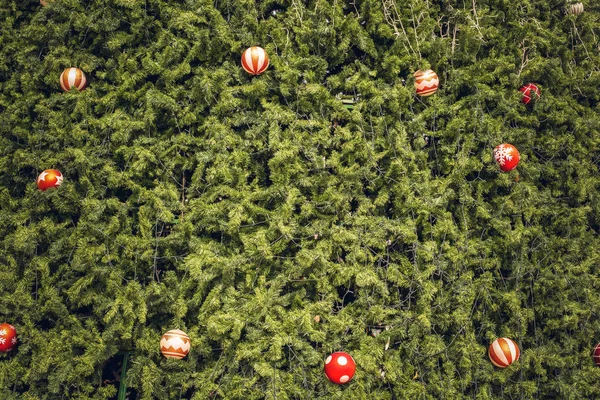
[0,0,599,398]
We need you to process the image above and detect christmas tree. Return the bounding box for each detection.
[0,0,599,398]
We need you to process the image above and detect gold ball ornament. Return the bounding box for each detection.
[567,2,584,15]
[160,329,191,359]
[414,69,439,97]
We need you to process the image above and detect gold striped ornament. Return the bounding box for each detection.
[488,337,520,368]
[60,68,87,92]
[241,46,269,75]
[567,2,584,15]
[414,69,439,97]
[160,329,191,359]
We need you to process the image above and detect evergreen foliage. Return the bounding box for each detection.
[0,0,599,398]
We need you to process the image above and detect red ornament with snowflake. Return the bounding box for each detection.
[324,351,356,384]
[519,83,540,105]
[494,144,520,172]
[0,323,17,352]
[37,169,63,191]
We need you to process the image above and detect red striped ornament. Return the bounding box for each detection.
[160,329,190,359]
[489,338,520,368]
[519,83,540,105]
[593,343,600,366]
[414,69,439,97]
[241,46,269,75]
[60,68,87,92]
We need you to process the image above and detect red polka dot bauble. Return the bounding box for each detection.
[493,143,520,172]
[37,169,64,191]
[489,338,520,368]
[0,323,17,353]
[160,329,190,359]
[60,68,87,92]
[593,343,600,366]
[324,351,356,384]
[519,83,540,105]
[241,46,269,75]
[414,69,439,97]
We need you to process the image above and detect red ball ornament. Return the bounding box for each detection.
[493,144,520,172]
[489,338,520,368]
[0,323,17,353]
[241,46,269,75]
[519,83,540,105]
[37,169,64,191]
[414,69,439,97]
[592,343,600,366]
[324,351,356,384]
[160,329,190,359]
[60,68,87,92]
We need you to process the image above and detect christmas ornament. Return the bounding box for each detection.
[324,352,356,384]
[493,144,520,172]
[488,338,520,368]
[60,68,87,92]
[519,83,540,105]
[414,69,439,97]
[160,329,190,359]
[593,343,600,366]
[567,2,584,15]
[241,46,269,75]
[0,323,17,353]
[37,169,63,191]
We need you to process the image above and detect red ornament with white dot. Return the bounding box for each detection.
[0,323,17,353]
[324,351,356,384]
[519,83,540,105]
[493,144,520,172]
[593,343,600,366]
[37,169,63,191]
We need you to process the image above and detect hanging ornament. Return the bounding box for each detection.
[593,343,600,366]
[493,144,520,172]
[488,338,520,368]
[37,169,63,191]
[0,323,17,353]
[324,351,356,384]
[519,83,540,105]
[414,69,439,97]
[160,329,190,359]
[567,2,584,15]
[241,46,269,75]
[60,68,87,92]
